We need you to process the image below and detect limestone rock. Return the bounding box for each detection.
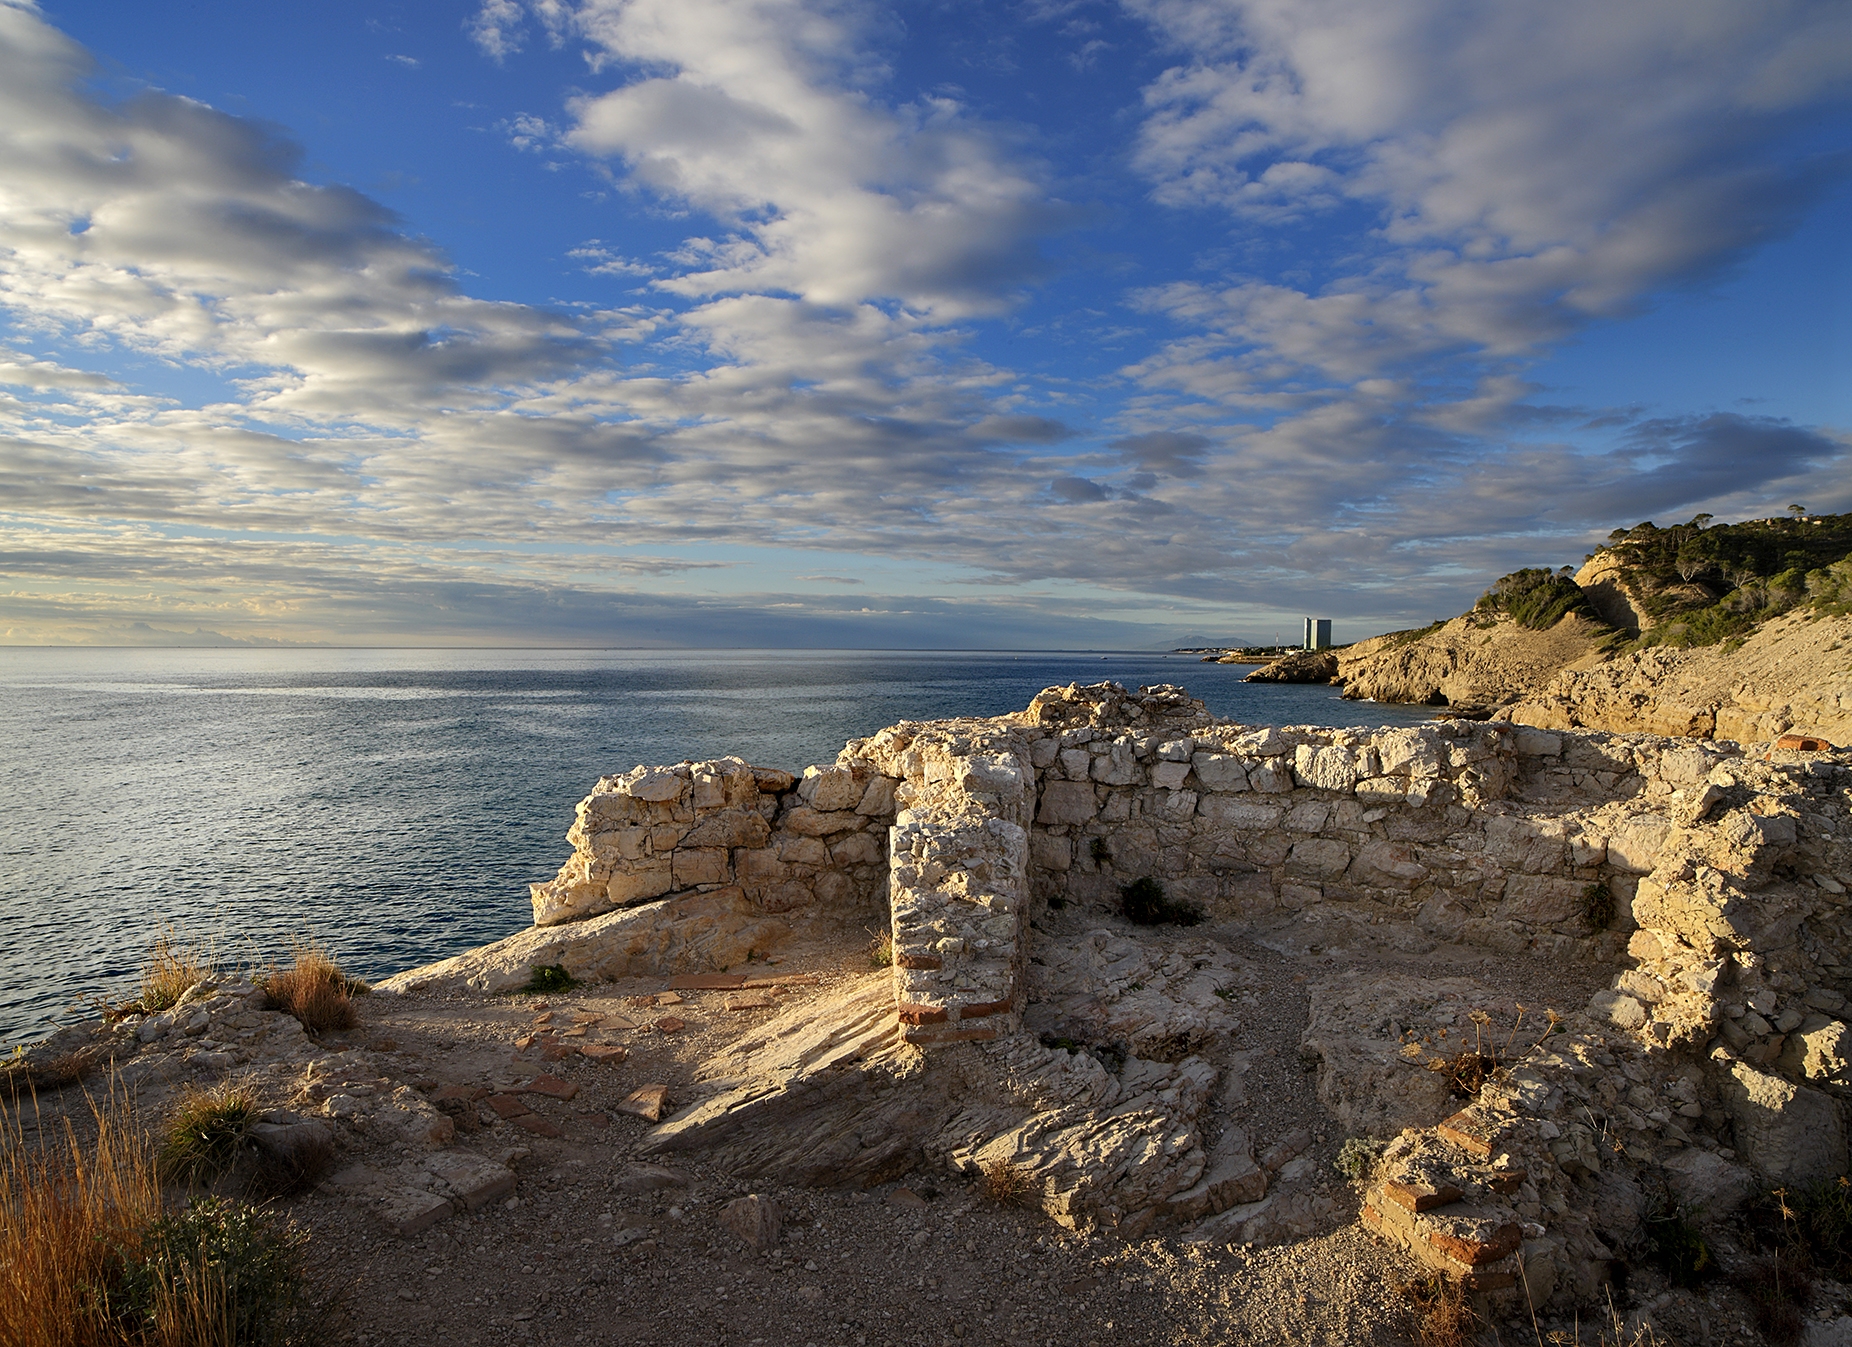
[1720,1059,1848,1184]
[720,1194,783,1249]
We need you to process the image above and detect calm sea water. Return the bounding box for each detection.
[0,648,1436,1044]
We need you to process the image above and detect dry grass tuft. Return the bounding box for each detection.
[137,926,219,1016]
[157,1082,259,1187]
[979,1155,1033,1207]
[261,940,362,1036]
[1400,1273,1477,1347]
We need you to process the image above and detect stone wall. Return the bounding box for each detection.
[528,754,899,927]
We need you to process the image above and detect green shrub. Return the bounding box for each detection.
[1335,1137,1384,1181]
[1120,876,1201,927]
[1582,882,1616,931]
[1475,567,1598,630]
[112,1196,332,1346]
[522,964,575,994]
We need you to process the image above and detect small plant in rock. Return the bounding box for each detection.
[159,1081,260,1186]
[1581,881,1616,931]
[261,939,363,1035]
[866,929,894,968]
[979,1156,1033,1207]
[1120,876,1202,927]
[1334,1136,1384,1182]
[521,963,576,995]
[1730,1252,1813,1345]
[137,924,220,1014]
[1402,1005,1564,1100]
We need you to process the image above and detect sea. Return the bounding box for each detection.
[0,648,1440,1045]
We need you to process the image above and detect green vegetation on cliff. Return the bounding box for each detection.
[1473,567,1600,630]
[1598,510,1852,647]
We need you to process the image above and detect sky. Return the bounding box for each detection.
[0,0,1848,649]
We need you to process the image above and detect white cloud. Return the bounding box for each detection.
[550,0,1058,318]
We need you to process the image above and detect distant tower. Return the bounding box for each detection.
[1303,618,1332,651]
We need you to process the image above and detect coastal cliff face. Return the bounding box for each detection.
[1336,612,1611,710]
[1511,608,1852,744]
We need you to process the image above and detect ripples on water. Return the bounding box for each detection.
[0,648,1438,1043]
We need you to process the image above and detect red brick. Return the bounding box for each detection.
[654,1017,686,1034]
[1426,1221,1521,1267]
[1775,732,1833,751]
[513,1113,564,1138]
[486,1093,531,1119]
[1487,1170,1528,1194]
[957,997,1014,1020]
[896,1002,948,1025]
[896,953,942,970]
[902,1025,999,1045]
[1436,1110,1499,1159]
[1383,1180,1463,1213]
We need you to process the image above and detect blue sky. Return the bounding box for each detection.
[1,0,1848,648]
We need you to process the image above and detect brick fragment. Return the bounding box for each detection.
[656,990,684,1005]
[895,953,942,970]
[615,1085,669,1122]
[1425,1221,1521,1267]
[513,1113,564,1139]
[486,1093,531,1120]
[668,973,748,990]
[723,991,776,1012]
[1775,732,1833,751]
[958,997,1014,1020]
[522,1073,579,1101]
[896,1002,948,1025]
[1487,1169,1528,1194]
[654,1017,686,1034]
[580,1045,628,1064]
[1383,1179,1464,1213]
[1436,1110,1499,1159]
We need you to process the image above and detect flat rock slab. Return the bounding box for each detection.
[655,1017,686,1033]
[523,1073,579,1100]
[380,1185,453,1237]
[669,973,747,990]
[580,1045,628,1064]
[513,1114,564,1138]
[617,1085,670,1122]
[724,991,776,1012]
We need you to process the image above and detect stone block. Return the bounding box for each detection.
[1151,760,1190,790]
[1030,832,1072,871]
[1721,1060,1847,1183]
[607,861,673,905]
[800,766,862,812]
[623,769,686,803]
[379,1186,453,1237]
[1294,745,1360,793]
[616,1085,670,1122]
[782,806,862,837]
[1191,753,1249,792]
[672,847,731,887]
[1777,1016,1852,1095]
[682,809,771,849]
[426,1152,516,1211]
[721,1194,784,1249]
[1037,780,1097,825]
[1197,798,1281,828]
[1286,838,1350,879]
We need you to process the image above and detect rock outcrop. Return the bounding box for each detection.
[1242,650,1339,684]
[1336,612,1612,710]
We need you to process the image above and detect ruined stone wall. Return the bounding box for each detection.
[528,754,900,927]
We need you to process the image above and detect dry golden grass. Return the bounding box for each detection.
[1400,1273,1478,1347]
[0,1092,158,1347]
[979,1155,1033,1207]
[136,927,219,1016]
[261,939,361,1036]
[866,927,894,968]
